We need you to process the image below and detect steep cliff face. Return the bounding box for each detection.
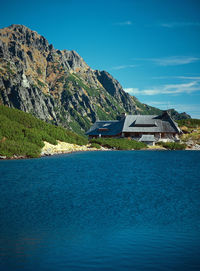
[0,25,189,135]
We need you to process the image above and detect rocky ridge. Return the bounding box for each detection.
[0,24,190,135]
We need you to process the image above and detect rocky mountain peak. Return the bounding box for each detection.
[0,24,190,136]
[62,49,89,72]
[0,24,50,53]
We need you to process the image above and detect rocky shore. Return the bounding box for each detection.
[185,143,200,150]
[41,141,105,156]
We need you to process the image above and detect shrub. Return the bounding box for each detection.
[0,105,88,158]
[37,79,45,87]
[90,138,146,150]
[157,141,186,150]
[37,67,42,75]
[0,139,41,158]
[89,143,101,149]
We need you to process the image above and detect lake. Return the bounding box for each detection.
[0,150,200,271]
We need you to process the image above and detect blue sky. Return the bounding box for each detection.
[1,0,200,118]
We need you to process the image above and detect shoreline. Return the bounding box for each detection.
[1,145,199,161]
[1,140,200,161]
[41,141,109,156]
[0,141,109,160]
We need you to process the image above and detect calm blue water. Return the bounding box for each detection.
[0,151,200,271]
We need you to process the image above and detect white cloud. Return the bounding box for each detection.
[161,22,200,28]
[125,88,140,95]
[151,56,200,66]
[111,64,137,70]
[132,56,200,66]
[175,76,200,80]
[114,21,132,26]
[124,81,200,96]
[152,76,200,80]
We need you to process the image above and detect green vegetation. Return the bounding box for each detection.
[64,74,77,85]
[177,119,200,128]
[89,142,101,149]
[37,79,45,88]
[64,73,99,97]
[37,67,42,75]
[69,120,85,137]
[157,141,186,150]
[0,105,88,158]
[90,138,146,150]
[6,62,15,75]
[95,105,111,120]
[135,100,162,115]
[62,89,72,99]
[69,109,91,132]
[57,75,65,82]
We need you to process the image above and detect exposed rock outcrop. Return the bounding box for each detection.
[41,141,102,156]
[0,24,190,135]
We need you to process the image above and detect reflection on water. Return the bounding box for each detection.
[0,151,200,270]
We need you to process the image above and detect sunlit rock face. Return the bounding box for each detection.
[0,24,189,134]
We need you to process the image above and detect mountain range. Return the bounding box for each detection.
[0,24,190,135]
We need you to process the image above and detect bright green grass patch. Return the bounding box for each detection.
[90,138,146,150]
[89,143,101,149]
[0,139,41,158]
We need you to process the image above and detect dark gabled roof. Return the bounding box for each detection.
[85,119,124,136]
[139,135,155,142]
[123,115,158,132]
[86,111,181,136]
[135,117,157,126]
[122,113,180,133]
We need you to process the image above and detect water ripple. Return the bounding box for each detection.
[0,151,200,270]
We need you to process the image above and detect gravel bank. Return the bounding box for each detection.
[41,141,103,156]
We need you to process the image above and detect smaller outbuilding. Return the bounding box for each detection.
[139,135,156,146]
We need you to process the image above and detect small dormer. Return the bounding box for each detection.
[129,118,157,127]
[98,123,111,132]
[98,128,109,131]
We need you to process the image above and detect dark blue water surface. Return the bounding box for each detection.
[0,151,200,271]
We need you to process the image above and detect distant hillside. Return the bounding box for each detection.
[0,105,87,158]
[0,24,190,135]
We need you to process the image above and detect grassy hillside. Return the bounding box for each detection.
[0,105,88,158]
